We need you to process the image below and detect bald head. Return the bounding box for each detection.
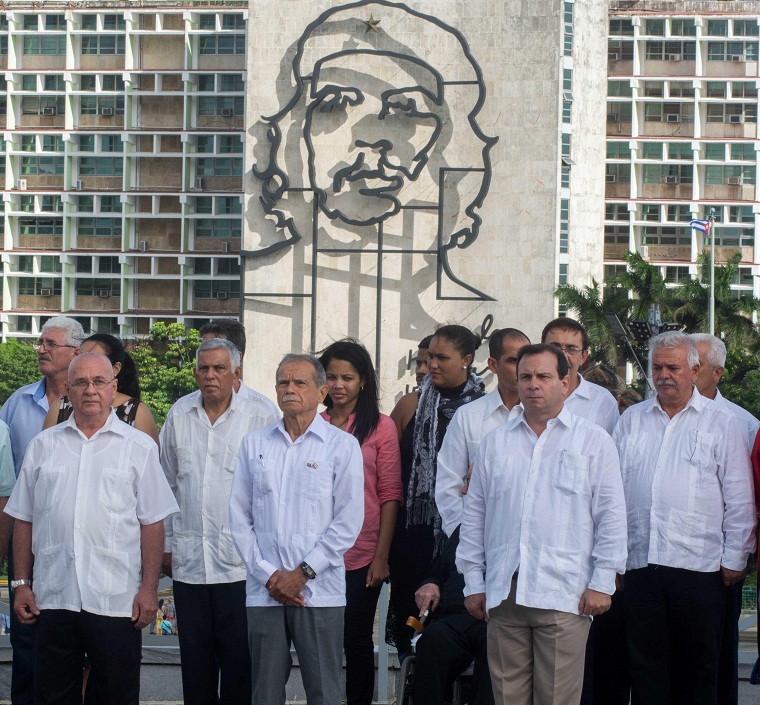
[67,352,117,428]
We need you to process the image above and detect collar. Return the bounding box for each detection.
[29,378,46,403]
[65,407,123,441]
[567,374,591,401]
[508,403,572,432]
[271,410,329,443]
[193,387,238,421]
[484,388,511,415]
[650,385,705,415]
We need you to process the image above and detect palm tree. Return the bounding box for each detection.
[611,251,668,321]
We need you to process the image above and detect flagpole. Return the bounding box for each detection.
[709,207,716,336]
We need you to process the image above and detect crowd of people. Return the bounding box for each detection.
[0,314,756,705]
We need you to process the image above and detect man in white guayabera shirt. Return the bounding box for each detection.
[5,352,178,705]
[160,338,277,705]
[458,343,627,705]
[229,353,364,705]
[615,331,755,705]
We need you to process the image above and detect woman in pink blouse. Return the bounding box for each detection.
[319,340,402,705]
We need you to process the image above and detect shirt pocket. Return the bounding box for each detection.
[88,546,129,598]
[98,468,134,514]
[217,528,243,569]
[294,460,333,499]
[39,467,67,512]
[684,430,715,472]
[176,446,195,479]
[253,458,275,497]
[36,544,71,595]
[554,451,589,495]
[486,455,513,497]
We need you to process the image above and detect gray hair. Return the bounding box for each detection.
[196,338,241,370]
[41,316,85,347]
[690,333,726,368]
[649,331,700,368]
[277,353,327,387]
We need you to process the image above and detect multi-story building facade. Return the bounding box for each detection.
[606,1,760,302]
[0,1,246,340]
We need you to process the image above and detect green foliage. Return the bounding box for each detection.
[127,322,202,428]
[0,340,41,405]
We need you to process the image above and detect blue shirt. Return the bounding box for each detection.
[0,379,48,477]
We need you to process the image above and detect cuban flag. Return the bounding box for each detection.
[689,218,711,235]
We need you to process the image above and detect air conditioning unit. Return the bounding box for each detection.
[97,290,110,298]
[220,108,233,117]
[667,54,682,61]
[39,288,52,297]
[666,114,680,123]
[606,174,617,183]
[75,180,84,191]
[216,291,229,300]
[608,52,621,61]
[139,240,149,252]
[195,177,204,190]
[665,175,679,184]
[727,176,743,185]
[729,114,743,124]
[18,179,27,191]
[639,246,650,259]
[221,241,229,253]
[41,107,55,116]
[100,107,114,117]
[730,54,744,62]
[607,114,619,122]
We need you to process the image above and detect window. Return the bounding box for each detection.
[219,74,244,92]
[99,196,122,213]
[81,35,126,55]
[43,75,65,93]
[199,35,245,55]
[217,197,241,214]
[80,96,125,116]
[604,265,627,281]
[79,157,123,176]
[609,19,634,36]
[41,196,63,213]
[608,40,633,61]
[730,205,754,223]
[642,142,663,159]
[194,258,212,274]
[221,14,245,30]
[98,256,120,274]
[665,266,691,283]
[704,206,725,223]
[197,136,214,153]
[667,205,691,221]
[668,143,693,160]
[604,225,629,244]
[708,103,757,123]
[20,136,36,152]
[561,133,571,158]
[642,226,691,246]
[732,82,757,99]
[606,142,630,159]
[19,218,63,236]
[669,82,694,98]
[712,227,754,248]
[706,81,727,98]
[196,158,242,177]
[644,104,662,122]
[17,255,33,272]
[705,143,726,160]
[195,280,240,299]
[563,68,572,91]
[730,143,754,160]
[645,41,696,61]
[21,96,65,115]
[608,81,632,97]
[40,255,62,273]
[103,15,126,31]
[708,41,759,61]
[732,267,754,287]
[195,197,213,214]
[19,195,34,212]
[23,35,65,55]
[21,156,64,175]
[671,19,696,37]
[22,15,38,30]
[642,164,693,184]
[76,256,92,273]
[78,217,122,236]
[644,81,664,97]
[561,165,570,188]
[197,96,244,117]
[81,15,97,30]
[101,136,123,153]
[18,278,61,296]
[645,19,664,36]
[605,163,631,183]
[705,165,756,185]
[45,14,66,31]
[562,99,571,124]
[42,135,64,152]
[707,20,728,37]
[101,75,125,92]
[79,135,95,152]
[198,75,215,92]
[80,76,96,92]
[218,258,240,275]
[734,20,759,37]
[605,203,630,220]
[560,199,569,255]
[607,102,632,122]
[78,196,94,212]
[199,15,217,30]
[642,204,662,221]
[0,38,7,57]
[195,218,241,238]
[75,278,120,297]
[21,76,36,92]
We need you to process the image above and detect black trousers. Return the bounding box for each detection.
[625,565,724,705]
[591,590,630,705]
[414,612,493,705]
[344,565,382,705]
[35,609,140,705]
[172,580,251,705]
[8,541,36,705]
[717,578,744,705]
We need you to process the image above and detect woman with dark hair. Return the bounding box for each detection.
[43,333,159,445]
[318,339,402,705]
[388,324,485,659]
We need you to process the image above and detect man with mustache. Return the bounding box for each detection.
[614,331,755,705]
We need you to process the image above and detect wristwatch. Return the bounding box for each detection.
[10,579,31,591]
[299,562,316,580]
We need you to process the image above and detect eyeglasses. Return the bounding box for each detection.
[35,338,77,351]
[549,343,584,357]
[69,377,115,390]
